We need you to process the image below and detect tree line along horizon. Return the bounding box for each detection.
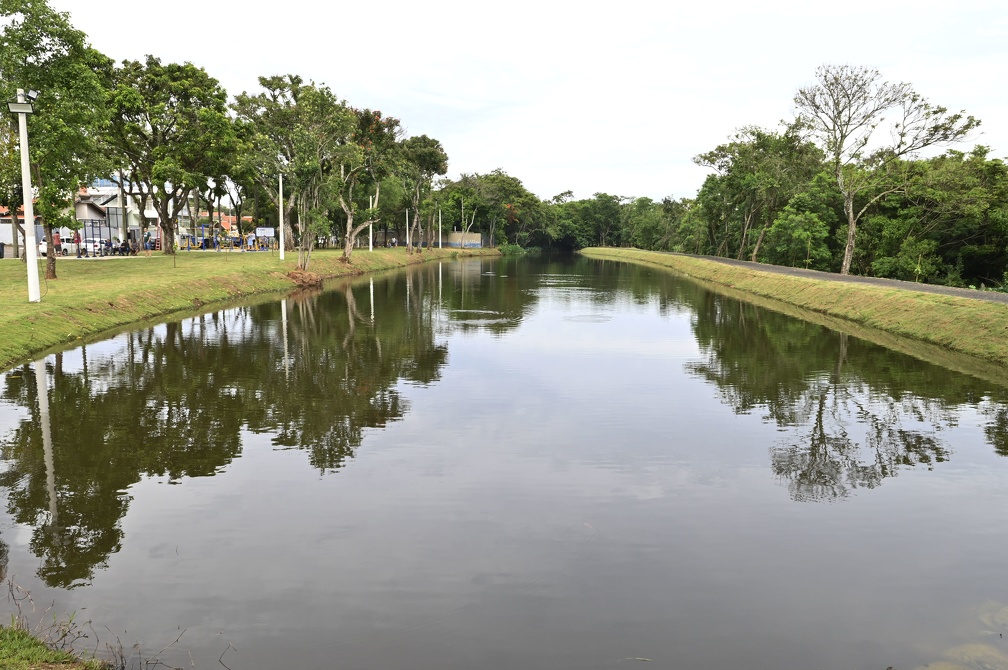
[2,0,1003,288]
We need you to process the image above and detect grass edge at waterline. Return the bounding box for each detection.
[0,624,107,669]
[0,247,497,373]
[580,247,1008,373]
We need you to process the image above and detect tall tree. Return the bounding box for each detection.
[232,75,305,252]
[0,0,111,278]
[106,56,236,254]
[794,64,979,274]
[335,108,401,262]
[233,76,361,268]
[400,134,448,253]
[694,125,823,262]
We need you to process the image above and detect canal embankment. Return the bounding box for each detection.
[0,247,497,372]
[581,247,1008,373]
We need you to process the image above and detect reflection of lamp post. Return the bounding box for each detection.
[34,358,58,531]
[278,171,285,261]
[281,298,289,381]
[8,88,41,302]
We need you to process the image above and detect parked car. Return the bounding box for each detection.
[37,236,120,257]
[78,238,103,256]
[58,238,100,256]
[37,238,71,257]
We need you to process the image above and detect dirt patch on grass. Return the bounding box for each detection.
[288,270,323,287]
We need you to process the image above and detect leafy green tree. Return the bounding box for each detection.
[286,83,357,268]
[693,125,823,262]
[433,170,552,249]
[761,174,840,270]
[0,0,112,278]
[621,196,690,251]
[794,64,979,275]
[763,205,831,270]
[541,191,583,251]
[335,108,401,262]
[585,193,625,247]
[434,173,484,247]
[477,169,545,247]
[400,134,448,253]
[233,75,308,251]
[106,56,236,254]
[853,147,1008,285]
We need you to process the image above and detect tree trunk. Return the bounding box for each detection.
[11,220,21,258]
[416,207,424,252]
[297,198,313,270]
[409,208,421,253]
[405,209,412,254]
[203,193,213,248]
[342,182,380,262]
[284,218,295,250]
[192,190,201,243]
[44,221,56,280]
[750,224,769,263]
[118,178,129,242]
[158,200,176,254]
[737,209,754,260]
[840,192,856,275]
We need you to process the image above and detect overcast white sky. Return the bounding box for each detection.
[50,0,1008,202]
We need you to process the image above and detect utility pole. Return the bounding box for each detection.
[278,172,285,260]
[9,89,41,302]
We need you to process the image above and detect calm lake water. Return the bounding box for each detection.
[1,255,1007,670]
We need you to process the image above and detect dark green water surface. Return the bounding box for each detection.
[1,256,1007,670]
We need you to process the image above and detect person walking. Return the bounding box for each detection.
[143,229,152,257]
[73,230,82,258]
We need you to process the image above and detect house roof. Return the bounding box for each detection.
[197,213,253,230]
[76,201,106,219]
[0,204,41,219]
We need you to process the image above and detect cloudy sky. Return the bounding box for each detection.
[49,0,1008,201]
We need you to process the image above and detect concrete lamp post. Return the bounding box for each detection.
[7,88,42,302]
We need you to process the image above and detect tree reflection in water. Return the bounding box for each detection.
[0,261,533,588]
[683,285,1004,502]
[767,363,950,502]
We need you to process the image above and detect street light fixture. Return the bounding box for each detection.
[7,88,41,302]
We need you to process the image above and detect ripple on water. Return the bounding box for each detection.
[562,314,612,323]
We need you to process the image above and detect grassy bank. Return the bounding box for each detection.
[0,247,496,372]
[581,247,1008,373]
[0,625,105,669]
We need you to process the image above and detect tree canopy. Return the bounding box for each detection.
[106,55,237,254]
[0,0,112,277]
